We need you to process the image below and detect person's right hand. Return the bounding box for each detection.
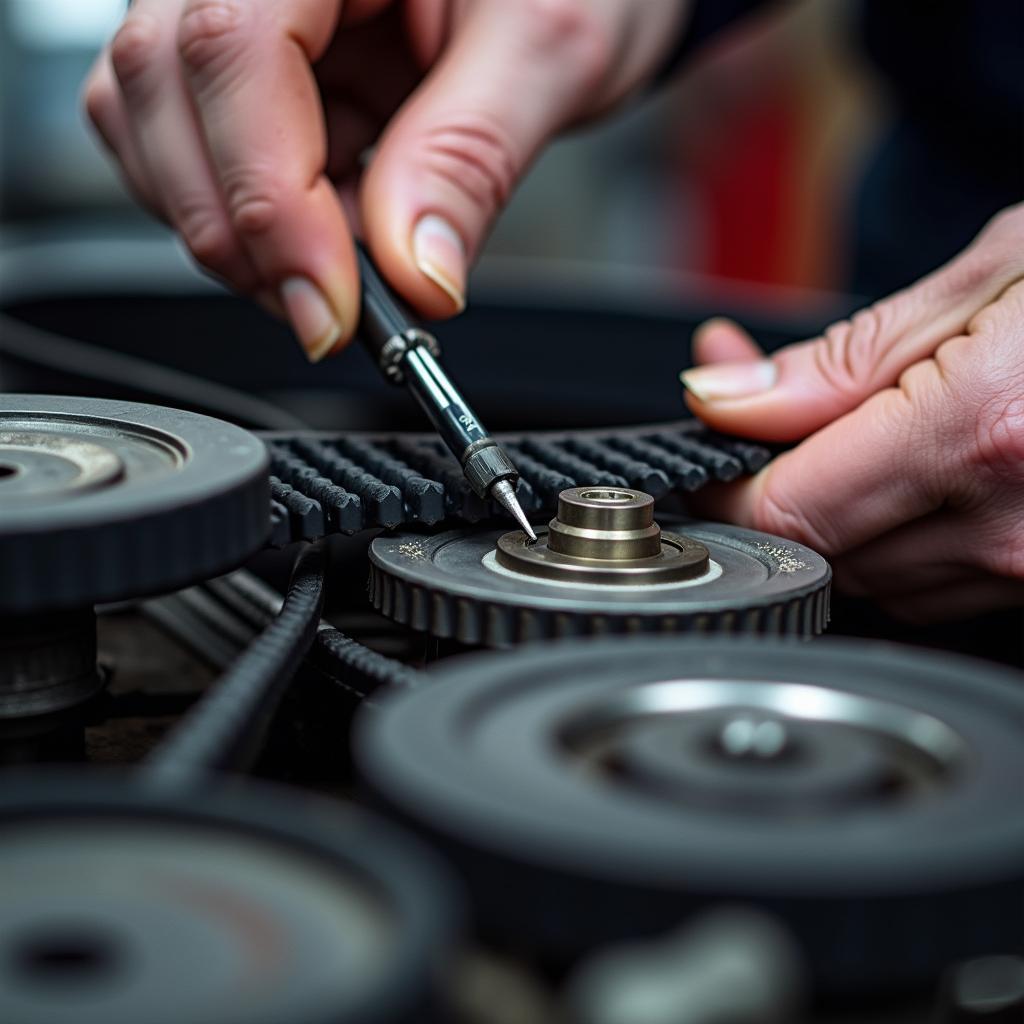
[83,0,686,360]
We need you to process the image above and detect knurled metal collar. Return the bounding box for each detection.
[378,329,441,384]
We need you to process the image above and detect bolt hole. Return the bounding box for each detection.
[0,463,19,480]
[579,489,633,503]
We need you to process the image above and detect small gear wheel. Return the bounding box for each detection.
[368,487,830,644]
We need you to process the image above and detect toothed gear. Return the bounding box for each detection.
[368,517,830,645]
[0,396,269,613]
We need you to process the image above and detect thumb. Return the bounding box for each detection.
[691,317,765,365]
[679,212,1023,441]
[360,1,609,318]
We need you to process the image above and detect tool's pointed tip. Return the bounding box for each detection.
[491,479,535,540]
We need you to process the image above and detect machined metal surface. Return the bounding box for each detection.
[461,440,518,498]
[0,609,103,718]
[0,432,124,496]
[496,487,710,584]
[357,637,1024,991]
[0,396,270,613]
[368,506,830,644]
[0,778,457,1024]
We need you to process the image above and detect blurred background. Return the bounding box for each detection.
[0,0,1020,430]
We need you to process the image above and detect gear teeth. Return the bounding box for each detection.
[368,560,830,646]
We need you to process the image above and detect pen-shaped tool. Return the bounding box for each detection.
[355,244,536,540]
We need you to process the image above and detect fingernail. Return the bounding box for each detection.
[412,214,466,312]
[280,276,342,362]
[679,360,777,402]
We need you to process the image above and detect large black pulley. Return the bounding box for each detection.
[0,775,459,1024]
[356,637,1024,992]
[0,395,269,613]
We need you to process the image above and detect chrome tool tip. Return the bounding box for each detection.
[491,479,537,541]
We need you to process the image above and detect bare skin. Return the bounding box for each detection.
[83,0,687,359]
[83,3,1023,623]
[681,204,1024,622]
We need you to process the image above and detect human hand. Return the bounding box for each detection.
[83,0,686,360]
[680,205,1024,621]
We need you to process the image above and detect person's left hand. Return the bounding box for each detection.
[680,204,1024,622]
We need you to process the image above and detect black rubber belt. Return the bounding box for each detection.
[142,569,423,711]
[142,544,327,786]
[263,424,771,546]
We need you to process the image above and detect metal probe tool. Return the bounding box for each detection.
[354,244,536,540]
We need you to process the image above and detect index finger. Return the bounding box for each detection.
[177,0,357,359]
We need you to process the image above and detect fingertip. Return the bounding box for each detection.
[691,317,763,366]
[411,213,466,314]
[281,270,357,363]
[360,173,469,320]
[679,359,778,404]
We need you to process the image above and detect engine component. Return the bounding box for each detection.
[265,423,770,545]
[0,395,269,614]
[0,776,458,1024]
[356,637,1024,991]
[0,609,102,720]
[495,487,710,585]
[567,909,804,1024]
[368,490,830,644]
[0,396,269,719]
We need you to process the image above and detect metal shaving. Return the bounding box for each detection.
[399,541,426,560]
[755,542,810,574]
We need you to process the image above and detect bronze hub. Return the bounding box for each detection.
[495,487,710,585]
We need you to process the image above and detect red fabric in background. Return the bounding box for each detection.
[699,97,799,286]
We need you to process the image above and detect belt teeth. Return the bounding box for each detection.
[265,424,771,545]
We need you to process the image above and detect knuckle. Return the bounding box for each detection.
[967,278,1024,338]
[221,175,281,236]
[110,14,163,90]
[519,0,612,84]
[180,209,235,269]
[418,116,519,223]
[815,304,888,398]
[82,75,113,130]
[953,204,1024,287]
[972,393,1024,477]
[178,0,248,76]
